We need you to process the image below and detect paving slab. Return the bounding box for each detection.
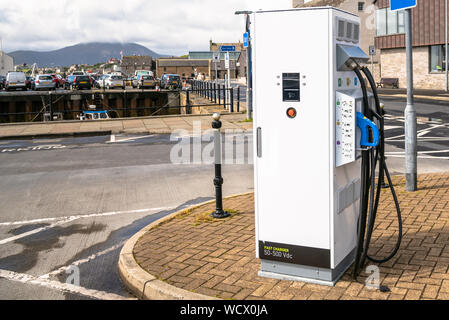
[120,173,449,300]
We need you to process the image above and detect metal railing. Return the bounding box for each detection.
[0,82,242,123]
[187,79,241,113]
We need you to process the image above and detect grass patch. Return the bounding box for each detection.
[238,118,253,123]
[194,209,240,226]
[175,208,194,220]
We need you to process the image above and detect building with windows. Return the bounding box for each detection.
[188,51,243,79]
[155,58,210,79]
[375,0,448,89]
[293,0,379,73]
[0,51,14,77]
[293,0,449,89]
[208,40,247,80]
[120,56,154,76]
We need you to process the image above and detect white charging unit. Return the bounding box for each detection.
[252,7,370,286]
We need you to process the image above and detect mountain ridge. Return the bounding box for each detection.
[8,42,167,67]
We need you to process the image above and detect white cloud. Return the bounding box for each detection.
[0,0,291,55]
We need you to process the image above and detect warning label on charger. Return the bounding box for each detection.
[258,241,331,269]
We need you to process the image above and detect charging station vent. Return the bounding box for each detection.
[346,22,353,41]
[352,24,360,43]
[338,19,346,40]
[337,18,360,43]
[337,179,361,215]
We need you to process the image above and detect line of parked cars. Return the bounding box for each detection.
[0,70,184,92]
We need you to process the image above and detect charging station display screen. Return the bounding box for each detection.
[282,73,300,102]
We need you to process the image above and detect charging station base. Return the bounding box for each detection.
[258,249,355,287]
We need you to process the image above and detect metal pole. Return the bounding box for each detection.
[230,87,234,113]
[223,84,227,110]
[186,89,190,115]
[210,113,230,219]
[405,8,417,192]
[246,14,253,120]
[444,0,449,92]
[237,86,240,112]
[49,92,53,121]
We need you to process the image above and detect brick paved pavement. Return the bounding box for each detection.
[133,173,449,300]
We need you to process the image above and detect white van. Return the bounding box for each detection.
[6,72,27,91]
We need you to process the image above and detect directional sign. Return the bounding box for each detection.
[390,0,416,11]
[243,33,249,48]
[220,45,236,52]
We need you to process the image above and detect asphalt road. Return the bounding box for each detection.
[0,133,254,300]
[382,98,449,159]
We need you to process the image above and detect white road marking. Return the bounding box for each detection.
[386,150,449,155]
[0,206,175,245]
[0,217,79,245]
[40,242,126,279]
[106,135,155,144]
[386,124,448,141]
[384,125,403,131]
[1,145,67,153]
[385,154,449,160]
[0,269,129,300]
[0,206,174,227]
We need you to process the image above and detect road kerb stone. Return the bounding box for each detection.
[118,192,253,300]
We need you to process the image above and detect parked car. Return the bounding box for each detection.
[95,75,107,88]
[32,74,57,91]
[72,71,85,76]
[50,74,65,88]
[124,77,134,87]
[104,75,125,90]
[132,74,157,89]
[5,72,27,91]
[160,74,181,90]
[0,76,6,90]
[65,75,92,90]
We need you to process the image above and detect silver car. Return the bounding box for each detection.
[32,74,56,91]
[5,72,27,91]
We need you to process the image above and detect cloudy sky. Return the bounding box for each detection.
[0,0,291,55]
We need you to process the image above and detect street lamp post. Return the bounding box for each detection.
[405,8,417,192]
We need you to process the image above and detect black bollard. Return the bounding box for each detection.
[210,113,230,219]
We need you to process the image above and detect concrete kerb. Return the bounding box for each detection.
[0,112,244,127]
[118,192,254,300]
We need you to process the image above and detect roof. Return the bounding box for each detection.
[157,59,209,67]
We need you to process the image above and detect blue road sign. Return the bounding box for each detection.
[243,33,249,48]
[220,45,236,52]
[390,0,417,11]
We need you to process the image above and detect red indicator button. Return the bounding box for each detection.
[287,108,297,119]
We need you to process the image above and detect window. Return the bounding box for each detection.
[358,2,364,12]
[376,8,405,36]
[430,45,446,72]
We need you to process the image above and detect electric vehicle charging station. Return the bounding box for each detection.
[252,7,402,286]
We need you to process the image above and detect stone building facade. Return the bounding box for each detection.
[293,0,381,80]
[293,0,449,89]
[0,51,14,77]
[375,0,448,90]
[155,58,210,79]
[120,56,153,76]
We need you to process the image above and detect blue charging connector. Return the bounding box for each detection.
[357,112,380,148]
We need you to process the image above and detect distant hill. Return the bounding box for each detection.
[8,42,167,67]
